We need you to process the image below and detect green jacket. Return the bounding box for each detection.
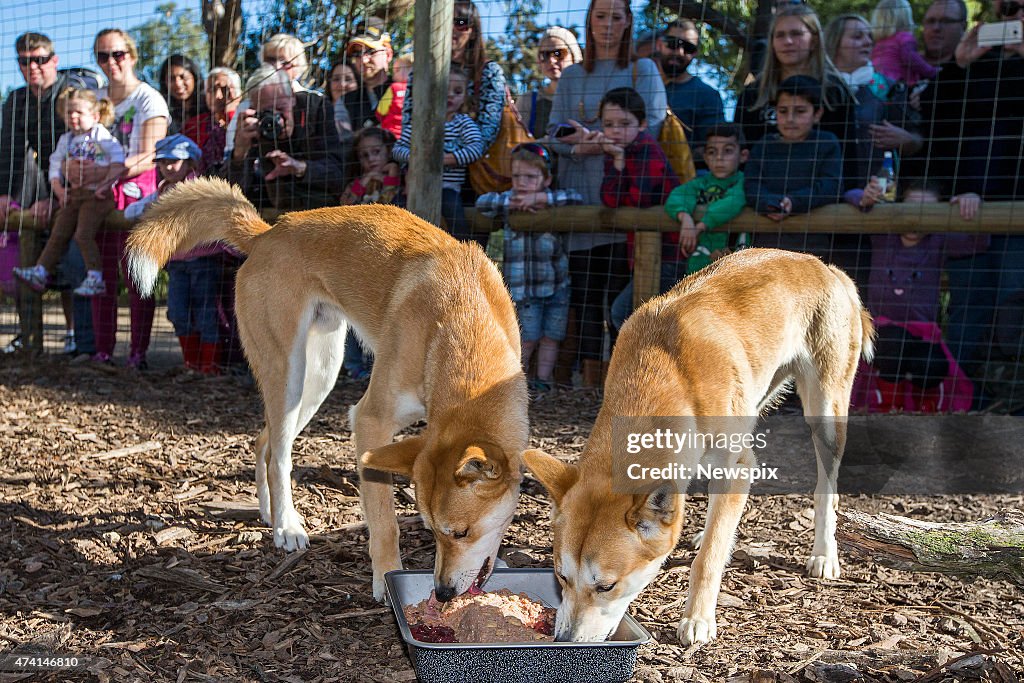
[665,172,746,274]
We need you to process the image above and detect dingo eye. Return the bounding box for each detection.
[453,528,469,539]
[595,583,616,593]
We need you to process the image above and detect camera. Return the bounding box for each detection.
[257,109,286,142]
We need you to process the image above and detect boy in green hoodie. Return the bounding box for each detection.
[665,123,748,274]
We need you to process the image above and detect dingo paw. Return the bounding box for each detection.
[806,553,841,579]
[273,509,309,551]
[677,615,717,645]
[258,495,272,528]
[373,560,404,602]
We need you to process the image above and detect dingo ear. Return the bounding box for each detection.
[455,445,507,483]
[628,484,678,538]
[361,436,425,477]
[523,449,578,507]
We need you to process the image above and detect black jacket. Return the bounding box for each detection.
[225,91,349,210]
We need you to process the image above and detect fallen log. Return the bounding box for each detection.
[837,508,1024,585]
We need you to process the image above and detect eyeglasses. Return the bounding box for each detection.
[512,142,551,167]
[348,48,382,59]
[1000,0,1023,16]
[538,48,569,61]
[662,37,698,54]
[17,53,53,67]
[96,50,129,64]
[922,17,965,27]
[454,16,472,32]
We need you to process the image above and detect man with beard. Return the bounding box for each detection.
[656,20,724,150]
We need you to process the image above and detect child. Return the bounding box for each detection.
[744,75,842,256]
[125,134,227,375]
[664,123,748,275]
[851,179,987,413]
[476,143,583,392]
[871,0,938,87]
[393,66,484,246]
[376,53,412,138]
[14,88,125,297]
[597,87,681,330]
[340,127,401,206]
[338,126,401,379]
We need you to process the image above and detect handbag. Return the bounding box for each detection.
[468,86,533,195]
[111,167,159,212]
[658,108,697,184]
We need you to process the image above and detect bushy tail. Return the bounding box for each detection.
[828,263,875,363]
[126,177,271,297]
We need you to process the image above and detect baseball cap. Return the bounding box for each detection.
[347,25,392,53]
[154,134,202,162]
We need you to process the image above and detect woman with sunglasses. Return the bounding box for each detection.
[158,54,207,135]
[546,0,666,387]
[87,28,169,367]
[518,27,582,139]
[399,0,508,207]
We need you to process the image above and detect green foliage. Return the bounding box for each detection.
[238,0,415,91]
[131,2,208,85]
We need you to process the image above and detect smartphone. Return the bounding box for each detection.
[978,20,1023,47]
[552,124,576,139]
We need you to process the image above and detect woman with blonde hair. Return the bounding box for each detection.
[88,27,170,367]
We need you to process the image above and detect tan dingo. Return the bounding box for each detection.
[127,178,528,601]
[524,249,874,644]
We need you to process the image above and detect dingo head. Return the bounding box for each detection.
[524,449,683,642]
[362,438,521,601]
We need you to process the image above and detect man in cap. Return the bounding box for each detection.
[344,24,395,130]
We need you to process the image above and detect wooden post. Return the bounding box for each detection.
[632,230,662,309]
[406,0,453,227]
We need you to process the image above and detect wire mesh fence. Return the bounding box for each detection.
[1,0,1022,411]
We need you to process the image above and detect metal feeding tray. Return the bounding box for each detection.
[385,568,651,683]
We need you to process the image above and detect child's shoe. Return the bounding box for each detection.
[13,266,48,293]
[73,273,106,297]
[63,331,77,355]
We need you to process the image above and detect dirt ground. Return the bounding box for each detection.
[0,358,1021,683]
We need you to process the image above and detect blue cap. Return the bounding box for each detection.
[154,134,202,162]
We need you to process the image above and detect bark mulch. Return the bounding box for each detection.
[1,359,1021,682]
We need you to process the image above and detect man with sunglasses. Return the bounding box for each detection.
[655,20,723,150]
[343,24,394,130]
[1,33,93,228]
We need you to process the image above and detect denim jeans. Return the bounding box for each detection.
[166,256,223,343]
[60,240,95,354]
[611,260,688,331]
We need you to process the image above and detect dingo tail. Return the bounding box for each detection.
[126,177,271,297]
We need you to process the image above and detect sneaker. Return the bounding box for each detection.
[63,332,77,355]
[73,274,106,297]
[12,266,48,293]
[529,378,554,393]
[90,351,113,364]
[127,351,148,371]
[2,335,23,354]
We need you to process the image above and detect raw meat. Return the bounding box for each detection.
[405,589,556,643]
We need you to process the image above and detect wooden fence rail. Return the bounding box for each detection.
[4,201,1024,355]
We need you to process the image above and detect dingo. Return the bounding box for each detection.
[524,249,873,644]
[127,178,528,601]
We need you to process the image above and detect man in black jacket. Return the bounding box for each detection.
[228,64,348,210]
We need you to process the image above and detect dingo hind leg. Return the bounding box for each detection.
[795,320,860,580]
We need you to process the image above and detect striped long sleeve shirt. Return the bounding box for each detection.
[393,113,484,191]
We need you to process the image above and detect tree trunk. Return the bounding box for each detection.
[837,508,1024,586]
[203,0,244,69]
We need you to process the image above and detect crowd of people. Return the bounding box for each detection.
[1,0,1022,411]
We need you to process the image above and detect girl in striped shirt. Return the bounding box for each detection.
[393,67,484,244]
